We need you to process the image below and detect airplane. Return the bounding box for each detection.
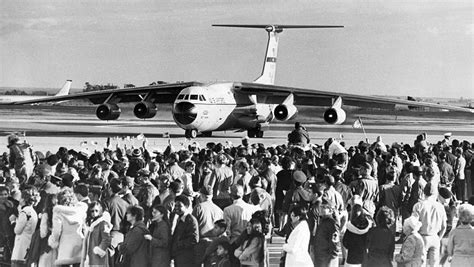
[11,24,473,138]
[0,80,72,104]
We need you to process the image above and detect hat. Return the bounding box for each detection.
[199,185,213,196]
[230,184,244,198]
[132,148,142,157]
[292,170,307,183]
[404,216,422,232]
[438,187,452,199]
[444,132,452,137]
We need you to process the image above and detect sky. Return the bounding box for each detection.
[0,0,473,98]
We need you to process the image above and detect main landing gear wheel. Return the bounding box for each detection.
[247,128,264,138]
[202,131,212,137]
[185,129,198,139]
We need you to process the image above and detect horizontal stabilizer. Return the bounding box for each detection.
[212,24,343,30]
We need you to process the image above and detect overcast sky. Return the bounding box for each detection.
[1,0,473,98]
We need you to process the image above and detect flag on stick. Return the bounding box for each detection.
[353,118,362,129]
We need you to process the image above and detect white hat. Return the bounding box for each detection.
[444,132,452,137]
[404,216,422,232]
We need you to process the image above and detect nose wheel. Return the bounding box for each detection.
[185,129,198,139]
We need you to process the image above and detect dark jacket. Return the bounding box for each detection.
[119,221,150,267]
[342,216,371,264]
[105,195,129,232]
[81,217,112,266]
[149,220,171,267]
[312,216,340,266]
[366,226,395,267]
[171,213,200,266]
[288,128,310,146]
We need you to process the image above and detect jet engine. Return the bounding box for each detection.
[96,103,121,120]
[323,107,346,124]
[133,101,157,119]
[274,104,298,121]
[323,96,346,124]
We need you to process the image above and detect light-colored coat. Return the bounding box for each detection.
[11,205,38,262]
[395,232,425,267]
[282,220,313,267]
[48,202,88,265]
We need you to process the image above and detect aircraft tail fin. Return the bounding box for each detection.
[212,24,343,85]
[55,80,72,96]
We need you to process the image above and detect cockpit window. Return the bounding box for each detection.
[177,94,184,100]
[199,95,206,101]
[190,94,198,100]
[184,94,190,100]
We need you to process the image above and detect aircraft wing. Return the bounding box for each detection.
[234,82,474,113]
[10,82,203,105]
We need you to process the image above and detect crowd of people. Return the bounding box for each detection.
[0,123,473,267]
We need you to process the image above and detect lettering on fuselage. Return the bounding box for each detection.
[208,97,225,104]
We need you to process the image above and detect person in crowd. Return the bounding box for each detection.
[412,183,447,267]
[81,201,112,267]
[49,187,88,267]
[105,177,129,261]
[275,156,294,231]
[352,163,378,217]
[234,161,253,198]
[166,153,185,181]
[74,183,91,205]
[121,176,139,206]
[342,199,373,267]
[171,195,200,267]
[234,217,265,267]
[223,184,261,243]
[38,193,58,266]
[192,185,224,237]
[395,215,425,267]
[311,198,340,267]
[326,137,348,170]
[210,154,234,210]
[366,206,395,267]
[127,148,146,178]
[282,205,312,266]
[288,122,310,147]
[144,204,171,267]
[378,169,401,235]
[454,147,466,202]
[181,160,199,199]
[119,205,149,267]
[446,203,474,265]
[212,240,232,267]
[200,219,230,267]
[438,152,455,190]
[8,135,34,184]
[11,186,39,267]
[0,185,17,262]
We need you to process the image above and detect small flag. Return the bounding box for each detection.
[136,133,145,140]
[353,118,362,129]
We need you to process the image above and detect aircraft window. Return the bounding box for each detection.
[184,94,190,100]
[190,94,198,100]
[200,95,207,101]
[177,94,184,100]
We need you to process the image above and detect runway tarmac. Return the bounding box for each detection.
[0,105,472,153]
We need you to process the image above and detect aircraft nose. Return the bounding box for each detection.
[173,102,197,125]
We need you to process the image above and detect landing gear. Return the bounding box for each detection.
[185,129,198,139]
[202,131,213,137]
[247,128,264,138]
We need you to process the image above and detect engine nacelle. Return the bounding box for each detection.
[274,104,298,121]
[134,101,157,119]
[96,103,121,120]
[323,107,346,125]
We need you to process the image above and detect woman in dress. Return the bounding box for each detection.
[447,204,474,266]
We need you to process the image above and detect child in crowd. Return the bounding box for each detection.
[211,240,231,267]
[395,216,425,267]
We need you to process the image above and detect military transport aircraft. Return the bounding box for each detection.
[11,25,473,138]
[0,80,72,104]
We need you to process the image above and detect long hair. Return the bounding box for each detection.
[43,193,58,229]
[245,217,265,263]
[86,201,105,225]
